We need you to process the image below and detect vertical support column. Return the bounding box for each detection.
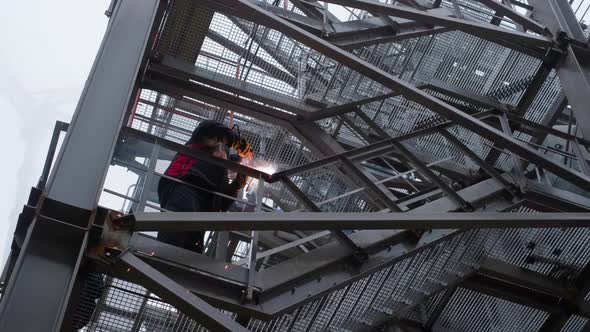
[530,0,590,139]
[0,1,162,331]
[45,0,160,209]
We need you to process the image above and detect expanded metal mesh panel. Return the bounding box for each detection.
[199,13,304,100]
[432,287,549,332]
[156,0,214,63]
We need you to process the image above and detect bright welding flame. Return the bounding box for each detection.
[246,161,277,192]
[254,161,277,175]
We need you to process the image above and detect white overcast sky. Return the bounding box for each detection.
[0,0,588,270]
[0,0,111,268]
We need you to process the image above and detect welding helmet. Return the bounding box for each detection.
[189,121,238,145]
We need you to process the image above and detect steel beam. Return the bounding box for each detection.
[439,129,518,196]
[499,113,526,188]
[525,181,590,212]
[303,84,430,123]
[463,270,590,320]
[482,61,554,171]
[45,0,160,209]
[37,121,68,190]
[537,314,571,332]
[255,3,453,40]
[0,216,88,332]
[477,0,548,33]
[228,16,301,79]
[279,176,368,254]
[208,0,590,194]
[0,1,162,331]
[503,100,584,147]
[423,287,456,330]
[144,76,297,126]
[116,252,249,332]
[461,275,570,315]
[333,26,451,49]
[130,211,590,231]
[150,55,316,116]
[478,258,577,299]
[538,240,590,330]
[427,82,509,112]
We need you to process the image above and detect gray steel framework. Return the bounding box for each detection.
[2,0,590,331]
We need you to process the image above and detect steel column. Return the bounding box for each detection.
[0,1,162,331]
[45,0,160,209]
[531,0,590,139]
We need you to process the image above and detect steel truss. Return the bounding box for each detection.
[2,0,590,331]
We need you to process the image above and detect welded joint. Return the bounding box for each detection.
[555,30,589,49]
[542,42,566,64]
[89,211,134,260]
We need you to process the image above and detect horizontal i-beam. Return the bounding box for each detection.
[130,212,590,231]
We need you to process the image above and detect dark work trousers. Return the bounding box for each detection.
[157,184,208,253]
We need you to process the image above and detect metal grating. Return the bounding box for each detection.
[432,287,549,331]
[561,315,589,332]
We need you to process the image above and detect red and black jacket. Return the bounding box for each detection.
[158,143,241,211]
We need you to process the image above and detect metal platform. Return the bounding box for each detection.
[1,0,590,331]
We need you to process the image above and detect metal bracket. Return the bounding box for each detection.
[87,211,134,261]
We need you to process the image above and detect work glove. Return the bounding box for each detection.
[230,138,253,159]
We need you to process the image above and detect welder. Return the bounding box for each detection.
[157,120,253,253]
